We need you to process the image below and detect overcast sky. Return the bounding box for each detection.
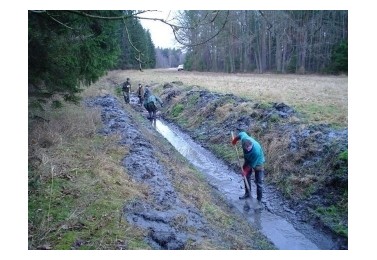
[139,10,180,49]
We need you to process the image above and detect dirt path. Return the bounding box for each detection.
[87,95,208,249]
[86,94,274,249]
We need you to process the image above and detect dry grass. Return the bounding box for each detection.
[261,131,292,179]
[28,89,149,249]
[112,69,348,126]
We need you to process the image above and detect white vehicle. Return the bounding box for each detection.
[177,64,184,71]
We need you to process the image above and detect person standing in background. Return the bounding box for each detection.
[122,78,131,103]
[137,83,144,105]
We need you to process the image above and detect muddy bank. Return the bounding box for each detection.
[86,95,273,249]
[157,84,348,249]
[86,95,209,249]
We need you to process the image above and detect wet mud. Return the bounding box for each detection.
[86,95,214,249]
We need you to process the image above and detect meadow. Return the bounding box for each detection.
[110,69,348,127]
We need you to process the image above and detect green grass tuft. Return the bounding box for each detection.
[171,103,184,117]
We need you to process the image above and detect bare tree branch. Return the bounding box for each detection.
[172,11,230,47]
[67,10,150,20]
[122,19,145,71]
[30,10,76,30]
[47,11,76,30]
[258,11,273,32]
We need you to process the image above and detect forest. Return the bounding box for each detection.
[28,10,156,105]
[178,11,348,74]
[28,10,347,107]
[155,47,185,68]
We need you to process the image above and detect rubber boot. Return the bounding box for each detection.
[239,191,250,200]
[254,200,263,210]
[255,169,264,202]
[239,174,251,200]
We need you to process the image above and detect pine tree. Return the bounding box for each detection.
[28,10,122,105]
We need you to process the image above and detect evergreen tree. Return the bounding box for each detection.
[28,10,156,109]
[145,31,156,68]
[115,15,156,70]
[328,40,348,74]
[28,10,122,105]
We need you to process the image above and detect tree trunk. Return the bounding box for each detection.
[261,18,267,73]
[276,35,282,72]
[298,29,307,74]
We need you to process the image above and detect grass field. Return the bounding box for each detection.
[109,69,348,127]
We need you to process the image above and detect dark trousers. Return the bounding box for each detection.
[244,167,264,201]
[146,102,157,119]
[123,91,130,103]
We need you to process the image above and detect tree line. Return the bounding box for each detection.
[28,10,155,106]
[155,47,185,68]
[28,10,348,109]
[178,11,348,74]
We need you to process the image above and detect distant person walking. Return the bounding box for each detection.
[143,87,163,119]
[137,83,144,105]
[231,129,265,207]
[122,78,131,103]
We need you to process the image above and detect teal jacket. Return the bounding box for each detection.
[237,131,265,168]
[147,95,163,106]
[144,94,163,108]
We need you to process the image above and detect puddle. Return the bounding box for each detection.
[154,119,335,250]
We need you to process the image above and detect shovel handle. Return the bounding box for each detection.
[231,131,251,193]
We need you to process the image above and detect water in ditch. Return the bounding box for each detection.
[153,118,334,250]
